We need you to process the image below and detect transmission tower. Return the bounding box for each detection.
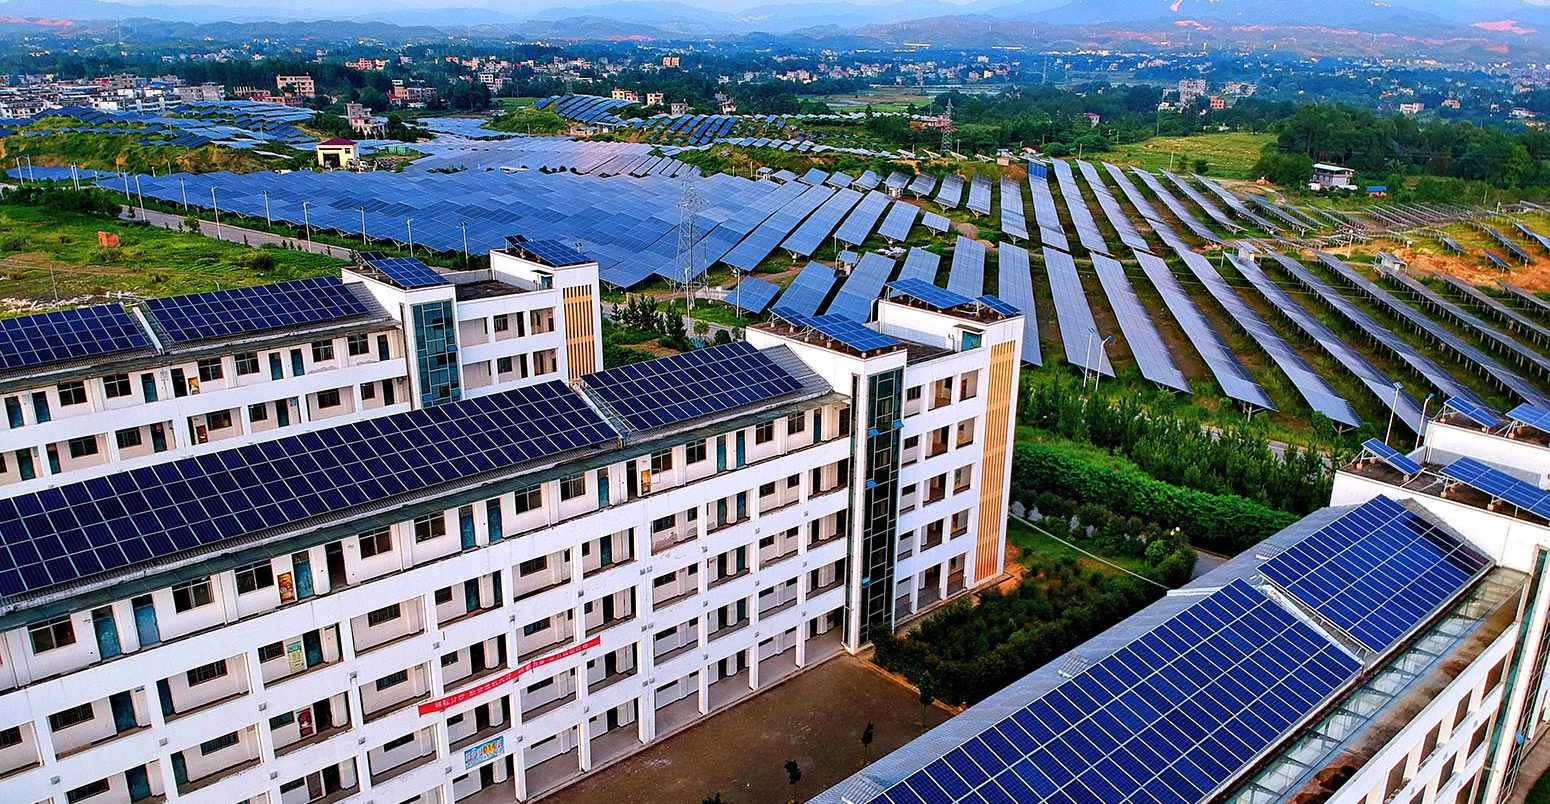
[941,98,954,154]
[676,172,703,319]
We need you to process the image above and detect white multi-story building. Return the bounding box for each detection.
[0,277,1023,804]
[818,401,1550,804]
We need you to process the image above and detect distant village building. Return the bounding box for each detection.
[1082,112,1101,127]
[1310,162,1357,191]
[1399,101,1425,115]
[644,91,664,107]
[1209,96,1227,110]
[175,82,223,103]
[276,74,315,98]
[1178,77,1208,106]
[669,101,689,116]
[662,55,681,68]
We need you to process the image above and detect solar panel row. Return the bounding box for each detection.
[772,262,840,317]
[898,247,941,284]
[996,244,1042,366]
[878,202,920,242]
[146,276,372,345]
[834,191,893,245]
[1437,274,1550,346]
[1091,254,1189,392]
[966,175,992,216]
[1378,266,1550,389]
[947,236,987,298]
[1191,174,1280,231]
[582,340,803,431]
[0,304,152,372]
[1076,160,1148,253]
[1044,247,1113,376]
[1135,251,1273,409]
[781,188,863,257]
[827,252,897,321]
[1051,159,1109,256]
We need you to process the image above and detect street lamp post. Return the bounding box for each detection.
[1420,393,1435,462]
[262,191,271,228]
[302,201,312,248]
[1093,336,1113,393]
[211,187,222,238]
[1385,382,1402,444]
[358,207,367,246]
[460,222,469,266]
[133,175,146,220]
[179,177,187,210]
[406,219,414,255]
[1082,328,1097,392]
[70,163,79,191]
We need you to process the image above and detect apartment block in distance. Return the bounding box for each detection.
[0,271,1022,804]
[817,398,1550,804]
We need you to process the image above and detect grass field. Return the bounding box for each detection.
[0,203,344,305]
[495,97,542,109]
[1094,132,1274,180]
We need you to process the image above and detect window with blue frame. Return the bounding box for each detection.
[412,301,461,406]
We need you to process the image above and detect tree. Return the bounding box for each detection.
[861,721,875,766]
[1252,151,1313,187]
[701,794,725,804]
[1192,158,1209,174]
[917,671,938,731]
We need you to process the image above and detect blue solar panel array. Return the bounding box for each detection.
[827,253,897,321]
[772,262,840,317]
[834,192,892,245]
[0,383,617,598]
[1509,403,1550,434]
[997,244,1042,366]
[1442,457,1550,521]
[1092,253,1189,392]
[1044,247,1113,376]
[362,256,448,288]
[1445,397,1505,429]
[878,202,920,242]
[966,175,992,216]
[511,238,589,266]
[864,579,1360,804]
[1261,496,1488,652]
[887,278,974,310]
[144,276,371,344]
[898,248,941,283]
[947,236,987,297]
[1135,251,1270,409]
[0,304,152,372]
[773,310,902,353]
[1362,438,1423,475]
[582,340,803,431]
[726,276,781,314]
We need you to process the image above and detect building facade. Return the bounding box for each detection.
[0,276,1022,804]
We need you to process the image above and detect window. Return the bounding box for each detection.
[258,642,286,662]
[173,578,214,612]
[360,382,376,401]
[440,652,458,667]
[0,726,20,748]
[531,307,556,334]
[786,412,806,435]
[115,428,142,450]
[522,617,551,636]
[206,410,233,430]
[685,440,706,464]
[234,352,260,375]
[66,436,98,459]
[196,357,224,383]
[200,732,238,755]
[48,703,94,731]
[249,403,268,422]
[434,587,454,605]
[234,560,275,594]
[311,340,335,362]
[103,373,131,398]
[497,356,513,375]
[316,388,341,409]
[366,604,401,626]
[186,659,229,686]
[375,670,408,691]
[755,420,775,444]
[347,334,369,356]
[57,381,87,406]
[493,314,509,332]
[514,486,541,514]
[652,514,676,534]
[28,616,75,653]
[268,712,295,729]
[650,449,674,474]
[560,472,587,501]
[959,371,979,399]
[359,528,392,558]
[65,779,110,803]
[383,733,415,751]
[518,557,548,576]
[414,514,445,542]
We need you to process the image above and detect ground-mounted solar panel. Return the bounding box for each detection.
[997,244,1041,365]
[1515,222,1550,253]
[800,167,830,186]
[1163,170,1239,231]
[863,578,1360,804]
[1177,248,1359,427]
[1443,457,1550,521]
[1028,169,1070,251]
[1437,273,1550,347]
[1044,246,1113,376]
[826,252,897,321]
[1261,495,1486,653]
[921,212,950,233]
[1077,160,1148,252]
[0,382,619,598]
[1192,173,1280,231]
[0,304,153,372]
[1482,250,1513,272]
[935,174,965,208]
[854,170,882,191]
[1051,159,1109,255]
[1482,226,1535,263]
[583,340,802,431]
[773,262,840,317]
[1232,255,1422,432]
[1102,161,1162,222]
[1135,251,1272,410]
[726,276,781,313]
[1131,168,1223,244]
[885,171,910,191]
[878,202,920,242]
[906,173,937,197]
[1379,266,1550,383]
[782,188,862,256]
[1091,254,1189,392]
[947,236,987,297]
[1498,280,1550,321]
[966,174,992,216]
[834,191,892,245]
[898,247,941,283]
[145,275,372,345]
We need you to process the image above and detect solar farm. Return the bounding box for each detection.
[37,125,1550,443]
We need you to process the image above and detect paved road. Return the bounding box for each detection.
[123,206,355,259]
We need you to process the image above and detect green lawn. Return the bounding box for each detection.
[1094,132,1274,180]
[1006,517,1152,576]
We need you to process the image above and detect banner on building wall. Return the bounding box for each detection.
[417,636,601,716]
[464,736,504,770]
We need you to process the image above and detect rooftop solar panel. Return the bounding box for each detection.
[1443,457,1550,521]
[361,256,449,288]
[0,304,152,373]
[886,277,973,310]
[1509,403,1550,434]
[508,238,590,266]
[1261,495,1486,653]
[0,382,618,598]
[144,276,372,345]
[780,312,901,353]
[1444,397,1504,428]
[976,295,1018,316]
[582,340,802,431]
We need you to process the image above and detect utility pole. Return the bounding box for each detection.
[676,172,703,320]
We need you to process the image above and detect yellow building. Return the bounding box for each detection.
[315,138,358,169]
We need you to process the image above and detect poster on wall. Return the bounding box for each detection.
[297,708,315,739]
[278,572,296,604]
[285,641,307,673]
[464,736,504,770]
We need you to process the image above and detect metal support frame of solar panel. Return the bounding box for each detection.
[1250,195,1321,231]
[1076,160,1148,252]
[781,188,862,257]
[1050,159,1110,256]
[826,252,897,321]
[583,341,803,432]
[1361,438,1425,476]
[1175,248,1360,427]
[1437,273,1550,348]
[947,236,987,298]
[864,578,1360,804]
[1442,457,1550,521]
[877,202,920,242]
[1133,251,1273,409]
[1482,226,1535,263]
[1130,167,1223,244]
[1090,253,1189,392]
[966,175,992,216]
[772,262,840,317]
[1260,495,1487,655]
[1515,222,1550,253]
[1378,265,1550,383]
[934,174,965,209]
[0,381,620,598]
[1191,173,1281,231]
[1310,250,1548,410]
[1043,246,1114,376]
[995,244,1041,365]
[833,191,892,245]
[1231,254,1421,432]
[0,304,154,373]
[1498,280,1550,322]
[725,276,781,314]
[906,173,937,197]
